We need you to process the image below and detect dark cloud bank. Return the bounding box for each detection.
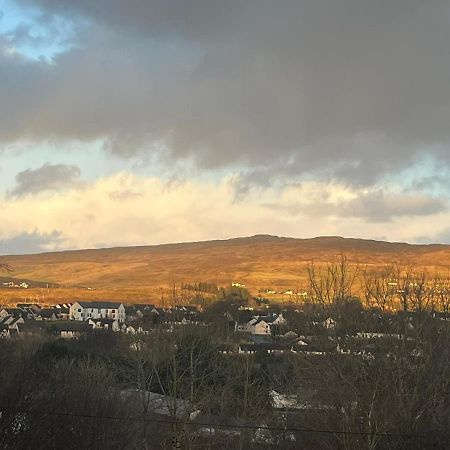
[2,1,450,185]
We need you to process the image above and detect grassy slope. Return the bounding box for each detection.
[1,235,449,304]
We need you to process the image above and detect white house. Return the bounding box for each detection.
[322,317,336,330]
[88,318,121,332]
[251,319,272,335]
[0,325,10,339]
[238,313,287,335]
[69,301,126,322]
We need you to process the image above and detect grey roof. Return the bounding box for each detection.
[121,389,195,419]
[17,320,46,333]
[39,309,58,318]
[76,301,123,309]
[4,308,25,317]
[49,322,93,332]
[89,318,116,325]
[133,304,156,310]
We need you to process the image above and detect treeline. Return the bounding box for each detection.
[306,256,450,314]
[154,257,450,315]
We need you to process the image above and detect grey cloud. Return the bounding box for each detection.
[415,228,450,245]
[339,191,447,222]
[3,1,450,184]
[266,190,447,222]
[9,163,81,197]
[0,230,65,254]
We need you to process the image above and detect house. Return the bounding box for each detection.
[121,389,200,420]
[322,317,336,329]
[270,389,330,412]
[171,305,201,324]
[175,305,199,315]
[0,307,28,320]
[15,304,42,318]
[69,301,126,322]
[55,304,71,320]
[237,342,296,355]
[217,344,235,354]
[251,318,272,335]
[3,316,25,329]
[126,304,157,321]
[48,321,93,338]
[16,320,47,337]
[238,344,258,354]
[120,323,141,334]
[125,306,139,321]
[88,318,121,332]
[0,324,10,338]
[237,313,287,335]
[36,308,58,321]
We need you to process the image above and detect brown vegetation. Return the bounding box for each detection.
[2,235,450,304]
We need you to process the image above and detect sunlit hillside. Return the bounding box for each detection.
[1,235,450,305]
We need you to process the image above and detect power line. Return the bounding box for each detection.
[13,409,447,439]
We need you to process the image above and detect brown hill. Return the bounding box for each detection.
[1,235,450,304]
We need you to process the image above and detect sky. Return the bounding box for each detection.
[1,0,450,254]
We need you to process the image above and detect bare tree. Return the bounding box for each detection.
[307,254,359,309]
[361,265,397,311]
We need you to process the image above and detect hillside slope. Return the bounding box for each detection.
[1,234,449,294]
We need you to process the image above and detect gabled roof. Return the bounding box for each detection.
[253,318,271,326]
[39,309,58,318]
[16,303,41,310]
[4,308,25,317]
[133,304,156,311]
[76,301,123,309]
[175,305,199,312]
[8,316,23,326]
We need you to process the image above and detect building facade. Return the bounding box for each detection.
[69,301,126,322]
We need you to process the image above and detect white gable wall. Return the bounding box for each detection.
[70,303,126,322]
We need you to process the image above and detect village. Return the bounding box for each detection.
[0,272,449,449]
[1,288,447,356]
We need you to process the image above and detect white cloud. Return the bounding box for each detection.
[0,172,449,254]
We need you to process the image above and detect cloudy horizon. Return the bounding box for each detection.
[1,0,450,254]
